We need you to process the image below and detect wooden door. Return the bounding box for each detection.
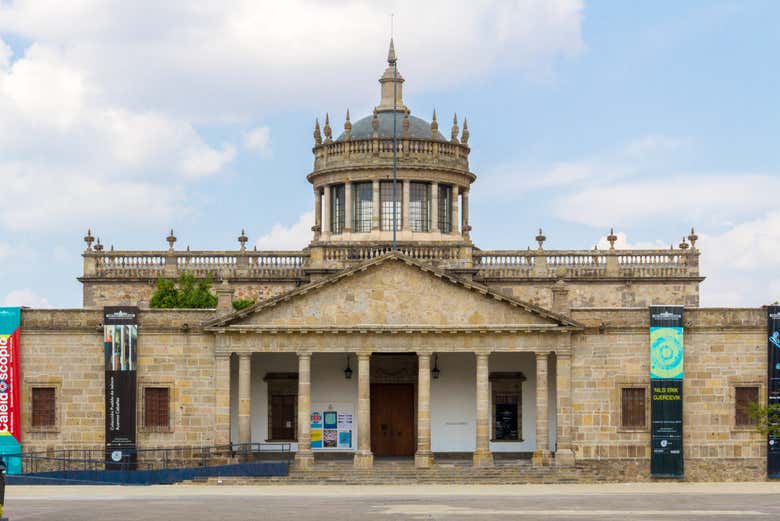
[370,383,415,456]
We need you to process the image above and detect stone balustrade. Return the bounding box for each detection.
[312,137,470,172]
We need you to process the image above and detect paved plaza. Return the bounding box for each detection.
[4,483,780,520]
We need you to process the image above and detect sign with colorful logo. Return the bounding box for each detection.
[649,305,684,478]
[310,403,353,450]
[104,306,138,470]
[767,306,780,478]
[0,307,21,474]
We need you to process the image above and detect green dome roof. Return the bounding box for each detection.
[337,111,445,141]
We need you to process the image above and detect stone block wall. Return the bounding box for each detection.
[570,308,768,480]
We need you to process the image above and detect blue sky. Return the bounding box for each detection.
[0,0,778,308]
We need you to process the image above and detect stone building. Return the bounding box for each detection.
[17,41,772,481]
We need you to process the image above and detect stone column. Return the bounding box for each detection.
[322,185,331,234]
[372,180,380,231]
[295,352,314,468]
[313,188,322,240]
[451,186,459,235]
[214,351,231,446]
[354,353,374,467]
[402,180,411,231]
[555,351,575,466]
[430,182,439,233]
[461,188,471,240]
[533,352,550,466]
[415,352,434,468]
[344,181,353,233]
[237,353,252,445]
[473,352,493,467]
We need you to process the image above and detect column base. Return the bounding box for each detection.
[472,450,493,468]
[294,450,315,469]
[532,449,551,467]
[414,451,434,469]
[353,450,374,468]
[554,448,576,466]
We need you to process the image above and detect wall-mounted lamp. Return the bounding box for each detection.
[344,356,353,379]
[432,354,441,379]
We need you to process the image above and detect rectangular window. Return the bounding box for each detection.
[409,182,431,232]
[352,182,373,233]
[330,184,345,234]
[380,181,402,231]
[438,184,452,233]
[621,387,646,428]
[735,386,759,427]
[490,372,525,441]
[31,387,56,428]
[144,387,170,429]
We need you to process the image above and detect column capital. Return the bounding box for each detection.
[357,352,372,361]
[297,350,312,359]
[416,350,433,358]
[555,350,572,360]
[535,351,550,360]
[238,352,252,361]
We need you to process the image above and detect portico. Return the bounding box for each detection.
[206,253,581,470]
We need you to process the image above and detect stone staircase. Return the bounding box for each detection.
[195,459,616,485]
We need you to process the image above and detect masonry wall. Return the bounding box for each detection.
[570,308,767,481]
[20,309,217,455]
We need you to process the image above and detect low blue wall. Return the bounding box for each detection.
[6,461,288,485]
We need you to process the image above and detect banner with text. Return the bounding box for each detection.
[0,307,22,474]
[104,306,138,470]
[767,306,780,478]
[650,305,684,478]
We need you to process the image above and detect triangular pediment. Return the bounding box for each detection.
[203,253,582,331]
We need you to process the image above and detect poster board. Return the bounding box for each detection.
[310,402,354,450]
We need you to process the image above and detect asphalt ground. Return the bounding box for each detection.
[4,482,780,520]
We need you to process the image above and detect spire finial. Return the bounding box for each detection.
[387,37,397,65]
[536,228,546,250]
[461,117,470,145]
[679,236,689,250]
[450,113,460,143]
[166,229,177,251]
[313,118,322,145]
[430,109,438,138]
[84,229,95,251]
[687,227,698,249]
[372,108,379,136]
[94,238,103,252]
[323,113,332,143]
[238,229,248,252]
[607,228,617,250]
[343,109,352,140]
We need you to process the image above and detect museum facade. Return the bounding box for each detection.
[11,42,778,481]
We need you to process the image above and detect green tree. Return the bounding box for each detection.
[747,402,780,437]
[232,298,255,311]
[149,273,217,309]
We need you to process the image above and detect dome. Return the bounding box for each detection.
[337,111,446,141]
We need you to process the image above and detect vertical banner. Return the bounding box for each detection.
[103,306,138,470]
[767,306,780,478]
[650,305,684,478]
[0,307,22,474]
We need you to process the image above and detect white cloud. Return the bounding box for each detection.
[0,1,584,118]
[255,212,313,250]
[2,289,51,308]
[594,231,668,250]
[0,242,9,258]
[244,126,271,157]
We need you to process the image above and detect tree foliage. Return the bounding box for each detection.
[149,273,218,309]
[232,298,255,311]
[747,402,780,437]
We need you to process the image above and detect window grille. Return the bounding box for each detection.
[144,387,170,429]
[380,181,402,231]
[438,184,452,233]
[409,182,431,232]
[352,182,373,233]
[621,387,646,428]
[735,386,759,426]
[32,387,56,427]
[330,184,345,234]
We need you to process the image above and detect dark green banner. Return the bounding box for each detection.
[767,306,780,478]
[650,306,684,478]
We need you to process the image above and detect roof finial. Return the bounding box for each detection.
[372,108,379,137]
[536,228,546,250]
[323,113,332,143]
[94,238,103,252]
[461,117,470,145]
[402,108,410,139]
[343,109,352,140]
[238,229,248,252]
[387,37,397,65]
[84,229,95,251]
[313,118,322,145]
[430,109,439,138]
[450,113,459,143]
[166,229,177,251]
[607,228,618,250]
[687,227,698,249]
